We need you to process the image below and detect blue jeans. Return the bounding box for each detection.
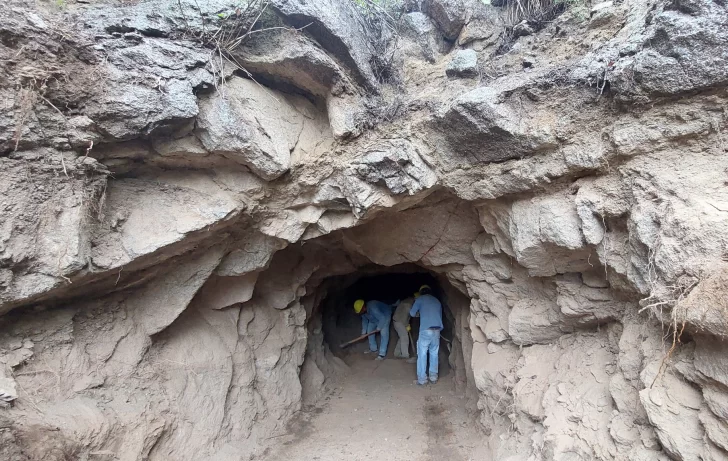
[367,317,391,357]
[417,329,440,384]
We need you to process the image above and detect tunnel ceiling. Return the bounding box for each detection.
[317,265,439,304]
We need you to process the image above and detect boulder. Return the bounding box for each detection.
[703,384,728,421]
[699,407,728,453]
[0,373,17,406]
[83,40,210,141]
[432,87,558,164]
[152,135,209,158]
[327,93,365,140]
[458,16,500,50]
[509,194,593,277]
[233,30,347,98]
[196,77,305,180]
[129,246,226,336]
[402,12,448,62]
[694,337,728,389]
[589,1,617,28]
[85,0,232,37]
[575,176,633,246]
[446,49,479,78]
[609,0,728,97]
[422,0,469,40]
[196,273,260,310]
[271,0,380,90]
[216,233,286,277]
[351,139,437,195]
[473,253,513,283]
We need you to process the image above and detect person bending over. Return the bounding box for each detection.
[354,299,394,361]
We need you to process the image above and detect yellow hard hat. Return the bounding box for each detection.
[354,299,365,314]
[419,284,431,292]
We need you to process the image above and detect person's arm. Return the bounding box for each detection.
[409,299,421,318]
[361,315,368,335]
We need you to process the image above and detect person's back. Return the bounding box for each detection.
[393,297,414,325]
[366,300,393,322]
[409,288,443,385]
[411,294,442,332]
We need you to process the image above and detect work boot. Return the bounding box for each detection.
[375,355,385,361]
[406,357,417,364]
[429,375,438,384]
[413,379,427,386]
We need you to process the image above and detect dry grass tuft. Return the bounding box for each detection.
[3,11,106,154]
[495,0,590,55]
[175,0,312,94]
[352,0,405,83]
[504,0,567,28]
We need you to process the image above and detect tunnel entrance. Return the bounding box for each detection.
[311,264,468,382]
[274,262,487,460]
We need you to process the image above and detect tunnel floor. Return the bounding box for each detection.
[266,354,489,461]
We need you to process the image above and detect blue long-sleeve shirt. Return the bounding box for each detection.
[361,300,394,334]
[409,294,443,332]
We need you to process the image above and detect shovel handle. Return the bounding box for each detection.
[340,330,380,348]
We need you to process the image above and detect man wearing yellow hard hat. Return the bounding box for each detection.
[353,298,395,360]
[392,294,416,362]
[409,284,443,385]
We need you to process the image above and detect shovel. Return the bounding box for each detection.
[339,330,380,348]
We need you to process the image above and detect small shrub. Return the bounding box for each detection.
[493,0,590,55]
[350,0,406,84]
[503,0,566,28]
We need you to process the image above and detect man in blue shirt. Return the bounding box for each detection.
[409,285,443,385]
[354,299,394,360]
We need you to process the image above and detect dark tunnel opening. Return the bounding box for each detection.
[316,265,459,378]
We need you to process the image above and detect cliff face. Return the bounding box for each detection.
[1,0,727,459]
